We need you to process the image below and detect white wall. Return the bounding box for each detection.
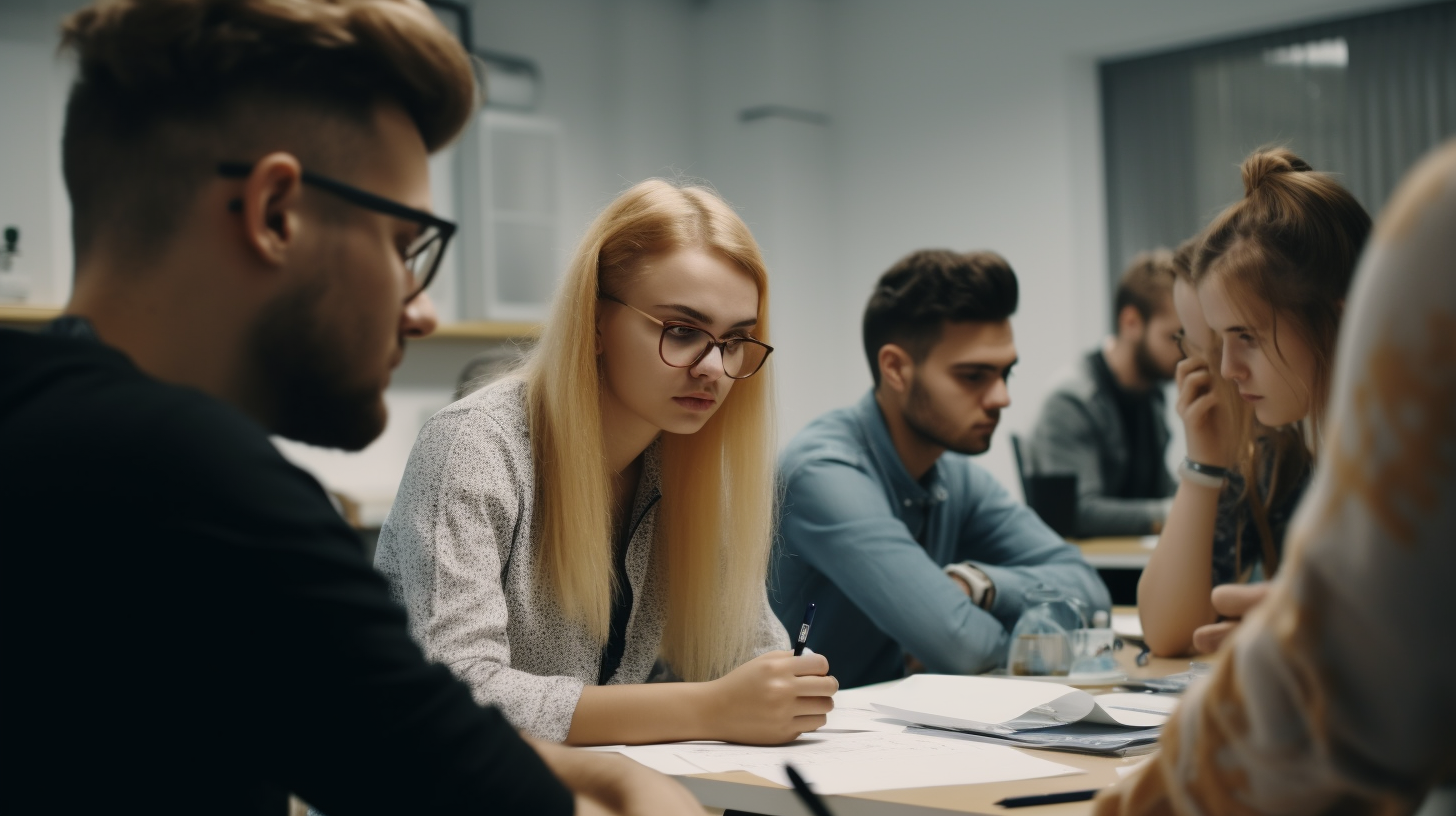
[2,0,1420,509]
[0,1,79,308]
[777,0,1418,495]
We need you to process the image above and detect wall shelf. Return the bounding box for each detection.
[0,303,538,341]
[0,303,62,323]
[423,320,540,341]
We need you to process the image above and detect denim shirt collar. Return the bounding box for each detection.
[853,389,950,512]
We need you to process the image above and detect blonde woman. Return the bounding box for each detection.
[376,179,836,745]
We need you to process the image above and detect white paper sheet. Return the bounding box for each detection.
[678,732,1082,794]
[821,705,913,733]
[609,741,740,775]
[871,674,1094,729]
[870,674,1171,731]
[831,684,894,711]
[1085,693,1176,727]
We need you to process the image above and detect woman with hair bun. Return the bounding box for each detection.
[376,179,837,745]
[1139,148,1371,656]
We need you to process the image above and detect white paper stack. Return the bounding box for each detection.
[870,674,1172,732]
[603,730,1085,794]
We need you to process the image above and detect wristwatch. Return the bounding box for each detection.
[944,562,997,610]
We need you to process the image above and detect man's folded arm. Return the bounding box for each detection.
[780,457,1008,674]
[953,464,1112,626]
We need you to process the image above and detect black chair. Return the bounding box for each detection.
[1012,433,1077,537]
[1010,432,1034,502]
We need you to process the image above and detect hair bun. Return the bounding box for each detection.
[1241,147,1315,197]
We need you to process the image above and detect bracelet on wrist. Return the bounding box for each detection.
[1182,458,1229,478]
[1179,458,1228,489]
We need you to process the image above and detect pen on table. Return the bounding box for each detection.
[996,788,1100,808]
[785,763,834,816]
[793,602,817,657]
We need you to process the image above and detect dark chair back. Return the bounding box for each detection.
[1012,433,1078,537]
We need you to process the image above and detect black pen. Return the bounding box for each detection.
[996,788,1100,808]
[792,602,817,656]
[785,763,834,816]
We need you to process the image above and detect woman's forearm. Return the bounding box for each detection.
[1138,479,1222,656]
[565,651,836,746]
[566,682,713,746]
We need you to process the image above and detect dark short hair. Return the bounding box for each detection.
[1113,249,1177,326]
[59,0,478,264]
[862,249,1019,387]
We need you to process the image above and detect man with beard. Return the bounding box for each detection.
[771,250,1109,688]
[0,1,699,814]
[1028,251,1184,538]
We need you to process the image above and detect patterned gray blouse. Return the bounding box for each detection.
[374,378,789,741]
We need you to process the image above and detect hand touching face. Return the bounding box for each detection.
[1200,277,1319,428]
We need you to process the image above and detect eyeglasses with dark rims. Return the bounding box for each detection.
[599,293,773,380]
[217,162,456,303]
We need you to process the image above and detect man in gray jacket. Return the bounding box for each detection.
[1027,251,1184,537]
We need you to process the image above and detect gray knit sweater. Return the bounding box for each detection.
[375,378,788,741]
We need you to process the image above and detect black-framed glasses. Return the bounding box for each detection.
[600,294,773,380]
[217,162,456,302]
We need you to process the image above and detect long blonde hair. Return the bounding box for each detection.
[523,179,776,682]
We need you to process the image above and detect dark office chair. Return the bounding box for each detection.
[1012,432,1077,537]
[1010,432,1034,502]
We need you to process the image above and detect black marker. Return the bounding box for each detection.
[792,602,817,656]
[785,763,834,816]
[996,788,1099,808]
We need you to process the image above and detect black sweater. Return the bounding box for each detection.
[0,325,573,816]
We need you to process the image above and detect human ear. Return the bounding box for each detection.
[1118,304,1145,339]
[878,344,914,394]
[236,152,305,267]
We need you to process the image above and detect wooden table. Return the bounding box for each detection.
[1070,536,1157,570]
[676,639,1185,816]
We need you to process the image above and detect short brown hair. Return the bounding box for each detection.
[862,249,1019,387]
[1113,248,1176,325]
[60,0,477,262]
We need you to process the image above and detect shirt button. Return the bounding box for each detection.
[903,499,912,507]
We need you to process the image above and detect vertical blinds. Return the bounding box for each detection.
[1100,1,1456,317]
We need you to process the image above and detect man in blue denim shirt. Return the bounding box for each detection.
[773,250,1110,688]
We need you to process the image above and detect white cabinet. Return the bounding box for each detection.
[470,110,563,321]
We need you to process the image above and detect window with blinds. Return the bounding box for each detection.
[1100,1,1455,315]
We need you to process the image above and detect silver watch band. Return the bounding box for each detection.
[944,562,996,610]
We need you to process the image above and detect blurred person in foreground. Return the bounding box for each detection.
[1096,140,1456,816]
[0,1,699,814]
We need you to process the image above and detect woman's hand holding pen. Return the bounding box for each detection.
[1175,356,1232,468]
[703,650,837,745]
